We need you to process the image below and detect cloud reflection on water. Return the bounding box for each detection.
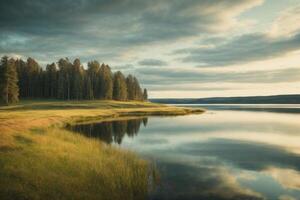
[68,106,300,199]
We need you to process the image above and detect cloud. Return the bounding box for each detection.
[136,67,300,86]
[179,139,300,171]
[264,167,300,191]
[270,5,300,38]
[138,59,168,66]
[0,0,263,63]
[1,0,299,98]
[279,195,297,200]
[147,84,230,92]
[154,161,264,199]
[134,66,300,98]
[175,32,300,66]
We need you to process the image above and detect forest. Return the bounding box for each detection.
[0,56,148,104]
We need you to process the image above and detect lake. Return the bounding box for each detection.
[68,104,300,200]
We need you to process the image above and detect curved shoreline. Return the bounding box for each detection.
[0,100,204,200]
[0,100,205,134]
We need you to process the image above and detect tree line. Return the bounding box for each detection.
[0,56,148,104]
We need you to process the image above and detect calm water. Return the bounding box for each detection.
[68,104,300,200]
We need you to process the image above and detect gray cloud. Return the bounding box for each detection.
[138,59,168,66]
[144,85,230,91]
[2,0,299,98]
[135,67,300,88]
[0,0,262,63]
[175,32,300,66]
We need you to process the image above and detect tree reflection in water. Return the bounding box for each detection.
[67,117,148,144]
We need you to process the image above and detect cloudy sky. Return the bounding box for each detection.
[1,0,300,98]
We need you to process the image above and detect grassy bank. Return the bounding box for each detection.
[0,100,204,200]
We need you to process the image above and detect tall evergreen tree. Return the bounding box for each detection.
[113,71,127,101]
[98,64,113,100]
[133,77,143,100]
[83,73,94,100]
[57,58,72,100]
[26,57,41,98]
[126,74,135,100]
[143,88,148,101]
[0,56,19,104]
[15,59,27,98]
[7,58,19,103]
[72,58,84,100]
[38,70,46,98]
[87,61,100,99]
[45,63,57,98]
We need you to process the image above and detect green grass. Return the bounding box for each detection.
[0,100,203,200]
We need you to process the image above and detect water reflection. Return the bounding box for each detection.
[178,139,300,171]
[67,117,148,144]
[67,105,300,200]
[151,161,265,200]
[180,104,300,114]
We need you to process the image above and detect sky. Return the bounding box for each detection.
[0,0,300,98]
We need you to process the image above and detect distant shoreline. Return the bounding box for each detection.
[151,94,300,104]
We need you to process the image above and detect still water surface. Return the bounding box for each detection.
[69,104,300,200]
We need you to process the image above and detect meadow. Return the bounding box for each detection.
[0,100,203,200]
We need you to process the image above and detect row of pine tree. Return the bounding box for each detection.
[0,56,148,105]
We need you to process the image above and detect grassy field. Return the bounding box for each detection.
[0,100,204,200]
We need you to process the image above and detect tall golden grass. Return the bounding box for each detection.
[0,100,203,199]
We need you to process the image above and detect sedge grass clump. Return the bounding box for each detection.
[0,128,154,200]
